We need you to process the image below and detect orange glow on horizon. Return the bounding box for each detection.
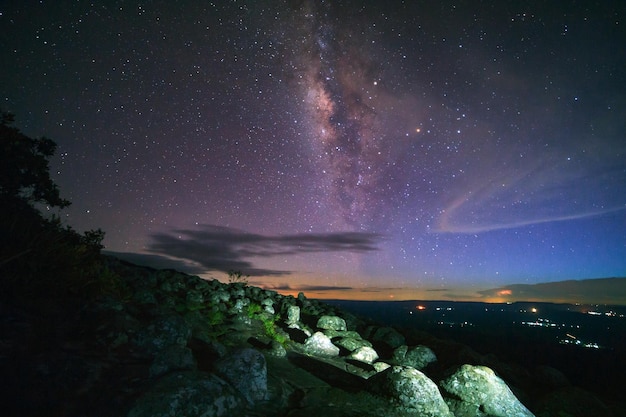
[229,279,626,306]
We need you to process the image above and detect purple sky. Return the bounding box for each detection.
[2,1,625,302]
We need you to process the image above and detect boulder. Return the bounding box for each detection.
[334,336,373,352]
[229,285,246,299]
[440,364,535,417]
[192,278,210,292]
[209,289,230,305]
[157,271,185,293]
[262,289,278,299]
[149,345,196,377]
[261,298,275,314]
[316,315,347,331]
[369,326,406,351]
[302,331,340,357]
[267,340,287,358]
[373,362,391,372]
[245,285,262,299]
[133,288,157,305]
[132,315,191,354]
[229,297,249,314]
[348,346,379,364]
[297,292,314,312]
[369,366,453,416]
[185,290,204,311]
[286,305,300,326]
[392,345,437,370]
[127,371,243,417]
[158,278,177,293]
[214,348,268,405]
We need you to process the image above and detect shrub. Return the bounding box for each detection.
[260,313,288,345]
[227,270,249,285]
[247,302,262,318]
[207,309,225,326]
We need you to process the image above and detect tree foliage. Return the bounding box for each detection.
[0,112,70,209]
[0,112,107,301]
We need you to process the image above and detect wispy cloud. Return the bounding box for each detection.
[435,157,626,234]
[143,224,383,276]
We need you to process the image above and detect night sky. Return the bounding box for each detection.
[2,1,625,302]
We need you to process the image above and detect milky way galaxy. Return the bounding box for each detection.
[295,2,399,230]
[2,0,625,302]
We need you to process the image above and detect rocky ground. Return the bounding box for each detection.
[0,256,621,416]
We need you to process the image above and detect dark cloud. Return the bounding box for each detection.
[146,225,383,276]
[479,277,626,304]
[265,283,354,292]
[103,251,207,274]
[358,287,398,293]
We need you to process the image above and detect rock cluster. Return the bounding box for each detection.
[2,256,617,416]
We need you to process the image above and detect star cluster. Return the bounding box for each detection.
[2,1,625,301]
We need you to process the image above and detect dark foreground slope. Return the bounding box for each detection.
[1,257,623,417]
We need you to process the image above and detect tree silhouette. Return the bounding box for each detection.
[0,112,106,299]
[0,111,70,209]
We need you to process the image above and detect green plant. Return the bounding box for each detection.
[204,309,228,339]
[247,302,262,318]
[260,314,288,345]
[207,309,225,326]
[227,269,249,285]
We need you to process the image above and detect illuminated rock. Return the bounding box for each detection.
[348,346,379,364]
[303,331,340,357]
[316,315,347,331]
[440,364,535,417]
[369,365,453,416]
[392,345,437,370]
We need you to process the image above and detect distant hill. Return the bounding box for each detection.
[479,277,626,305]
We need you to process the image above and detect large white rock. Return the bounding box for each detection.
[348,346,379,364]
[316,315,347,331]
[286,305,300,326]
[302,331,340,357]
[440,364,535,417]
[373,362,391,373]
[369,365,453,416]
